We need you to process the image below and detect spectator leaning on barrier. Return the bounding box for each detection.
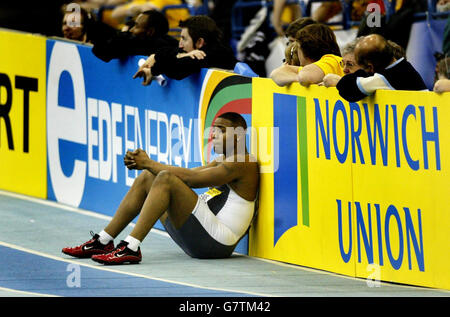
[133,15,238,84]
[323,37,363,87]
[323,38,405,88]
[87,9,178,62]
[433,56,450,93]
[270,23,343,87]
[336,34,427,102]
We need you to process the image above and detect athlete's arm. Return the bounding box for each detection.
[124,149,238,188]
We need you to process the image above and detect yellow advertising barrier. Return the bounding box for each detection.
[249,78,450,290]
[0,30,47,198]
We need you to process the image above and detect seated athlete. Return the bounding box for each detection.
[62,112,259,264]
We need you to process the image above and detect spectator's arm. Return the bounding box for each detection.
[270,64,301,86]
[433,79,450,93]
[111,2,158,22]
[151,47,209,80]
[322,73,342,87]
[297,64,325,87]
[336,70,371,102]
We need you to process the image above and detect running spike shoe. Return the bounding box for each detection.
[62,231,115,258]
[91,241,142,265]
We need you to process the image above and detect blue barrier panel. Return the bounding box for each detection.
[46,39,204,214]
[407,19,448,90]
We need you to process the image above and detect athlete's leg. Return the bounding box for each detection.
[103,170,157,238]
[128,170,198,242]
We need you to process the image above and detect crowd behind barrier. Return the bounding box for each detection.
[1,1,450,79]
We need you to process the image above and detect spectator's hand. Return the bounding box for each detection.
[322,74,342,87]
[141,54,156,68]
[433,79,450,93]
[177,50,206,60]
[133,54,155,85]
[133,67,153,86]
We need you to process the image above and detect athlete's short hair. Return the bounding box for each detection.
[217,112,247,130]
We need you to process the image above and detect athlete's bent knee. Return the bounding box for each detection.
[135,169,154,184]
[154,170,174,185]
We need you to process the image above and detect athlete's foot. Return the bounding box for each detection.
[62,231,115,258]
[91,241,142,265]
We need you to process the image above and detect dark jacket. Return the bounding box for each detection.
[151,44,238,80]
[336,58,427,102]
[87,20,178,62]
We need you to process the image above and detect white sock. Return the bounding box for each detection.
[124,235,141,252]
[98,230,114,245]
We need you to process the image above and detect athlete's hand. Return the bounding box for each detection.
[124,149,150,170]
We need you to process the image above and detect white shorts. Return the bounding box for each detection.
[162,197,241,259]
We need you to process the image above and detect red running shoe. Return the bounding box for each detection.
[62,231,114,258]
[91,241,142,265]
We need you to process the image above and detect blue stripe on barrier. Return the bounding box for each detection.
[273,93,298,246]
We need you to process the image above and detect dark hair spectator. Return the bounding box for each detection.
[137,9,170,37]
[133,15,237,84]
[270,23,344,87]
[284,17,316,43]
[178,15,223,47]
[87,9,178,62]
[296,23,341,61]
[61,4,91,43]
